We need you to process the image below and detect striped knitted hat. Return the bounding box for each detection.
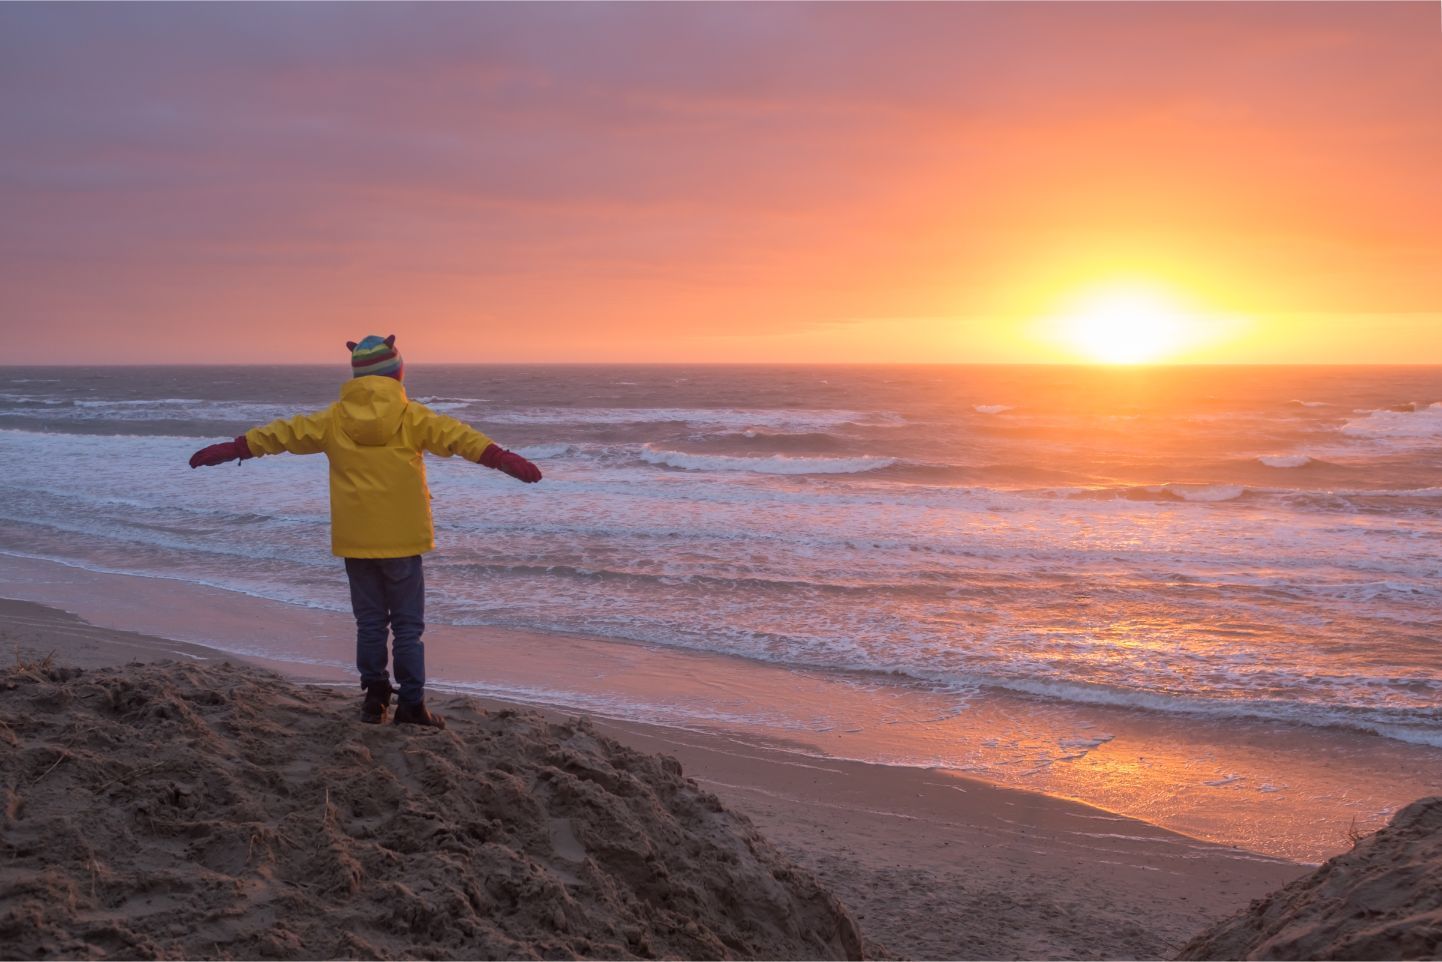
[346,334,403,380]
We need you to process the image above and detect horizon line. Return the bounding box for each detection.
[5,361,1442,369]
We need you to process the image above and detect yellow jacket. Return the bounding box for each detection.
[245,376,495,558]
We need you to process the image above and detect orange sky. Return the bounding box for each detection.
[2,3,1439,364]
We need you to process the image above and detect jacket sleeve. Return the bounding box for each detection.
[411,405,496,461]
[244,408,331,456]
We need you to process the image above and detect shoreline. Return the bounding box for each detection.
[2,593,1305,959]
[3,550,1438,865]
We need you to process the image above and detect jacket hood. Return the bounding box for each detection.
[337,376,409,446]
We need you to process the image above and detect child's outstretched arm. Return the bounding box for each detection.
[414,409,542,483]
[187,410,330,468]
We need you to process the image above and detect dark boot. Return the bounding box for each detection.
[360,680,394,724]
[393,700,446,730]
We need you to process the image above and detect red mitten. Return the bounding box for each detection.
[189,435,253,469]
[478,443,542,483]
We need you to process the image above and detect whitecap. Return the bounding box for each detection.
[1340,402,1442,441]
[639,445,895,475]
[1166,483,1247,502]
[485,406,905,432]
[1258,454,1312,468]
[414,395,488,412]
[973,404,1013,415]
[515,443,575,460]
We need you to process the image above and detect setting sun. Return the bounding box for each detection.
[1052,285,1201,364]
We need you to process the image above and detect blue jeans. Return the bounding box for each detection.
[344,555,426,706]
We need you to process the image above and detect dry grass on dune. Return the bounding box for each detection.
[0,657,863,961]
[1178,796,1442,961]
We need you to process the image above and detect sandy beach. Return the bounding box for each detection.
[2,594,1305,959]
[8,2,1442,956]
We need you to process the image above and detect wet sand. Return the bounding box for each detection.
[2,552,1435,867]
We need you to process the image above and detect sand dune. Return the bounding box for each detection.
[0,658,861,960]
[0,596,1316,960]
[1179,796,1442,960]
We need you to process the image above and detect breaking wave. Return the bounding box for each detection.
[1341,403,1442,441]
[639,445,895,475]
[1066,483,1250,503]
[1258,454,1314,468]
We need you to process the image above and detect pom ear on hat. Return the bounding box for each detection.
[345,340,358,351]
[384,335,396,347]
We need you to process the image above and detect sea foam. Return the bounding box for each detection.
[1340,402,1442,441]
[1258,454,1313,468]
[1165,484,1247,502]
[640,445,896,475]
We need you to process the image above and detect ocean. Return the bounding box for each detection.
[2,364,1439,859]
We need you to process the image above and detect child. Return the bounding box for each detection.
[188,335,541,729]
